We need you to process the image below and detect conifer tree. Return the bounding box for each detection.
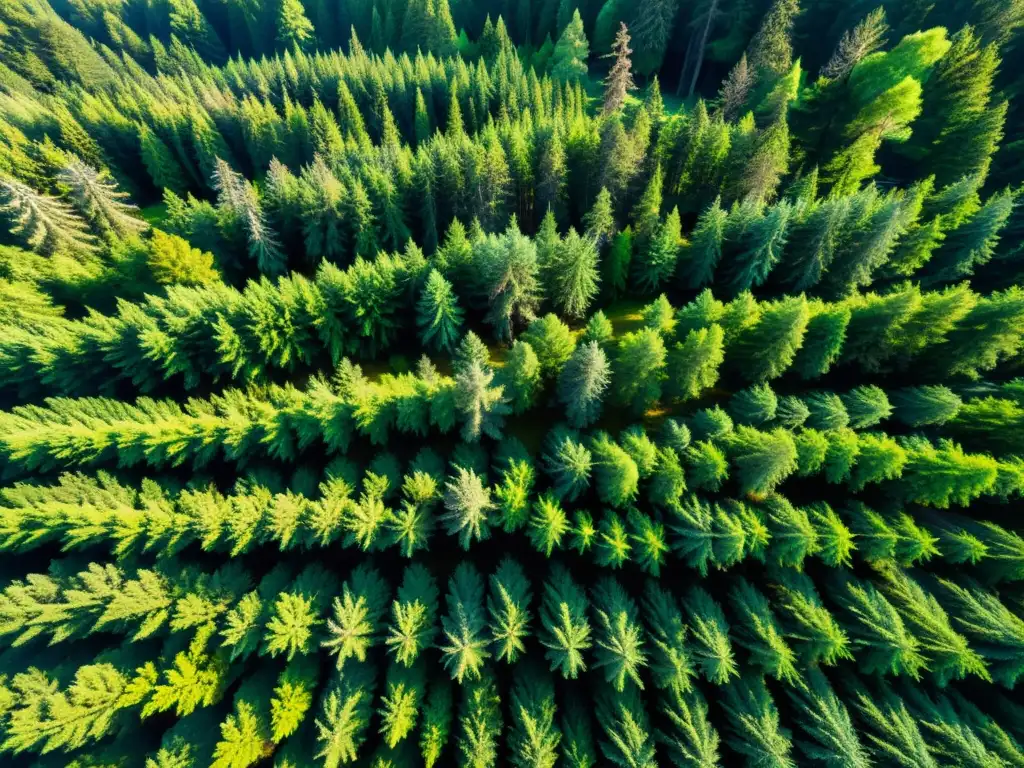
[591,578,648,691]
[539,564,592,679]
[277,0,314,49]
[729,578,800,685]
[905,26,1005,187]
[544,432,594,502]
[417,269,465,353]
[584,187,616,250]
[925,188,1015,284]
[613,328,666,414]
[488,559,533,662]
[507,664,560,768]
[550,9,589,82]
[557,341,611,428]
[604,227,634,299]
[0,176,97,256]
[442,466,495,549]
[521,313,576,375]
[455,362,511,442]
[385,563,439,670]
[323,565,389,672]
[420,678,453,768]
[591,430,641,507]
[683,587,738,684]
[679,196,727,289]
[773,569,851,667]
[724,426,798,496]
[594,683,658,768]
[548,228,600,318]
[314,661,376,765]
[440,563,490,686]
[602,23,636,116]
[494,459,536,532]
[501,341,543,414]
[480,226,543,343]
[56,159,147,239]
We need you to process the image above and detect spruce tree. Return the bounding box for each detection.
[558,341,612,428]
[548,228,600,319]
[417,269,465,353]
[277,0,314,49]
[0,176,97,256]
[602,23,636,116]
[56,159,147,239]
[550,9,589,82]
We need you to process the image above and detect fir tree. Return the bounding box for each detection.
[550,9,589,82]
[56,159,147,239]
[557,341,612,428]
[0,176,97,256]
[602,23,636,116]
[277,0,314,49]
[417,269,465,353]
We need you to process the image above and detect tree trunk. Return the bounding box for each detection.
[676,28,696,96]
[688,0,719,98]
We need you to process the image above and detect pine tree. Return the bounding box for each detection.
[892,386,962,427]
[591,578,648,691]
[594,683,658,768]
[417,269,465,353]
[746,0,799,83]
[613,328,666,414]
[881,569,987,685]
[439,563,490,684]
[480,226,543,343]
[729,578,799,685]
[836,575,926,678]
[494,458,536,532]
[925,188,1015,284]
[384,564,439,668]
[507,664,560,768]
[420,678,453,767]
[442,466,495,550]
[602,23,636,116]
[718,54,753,121]
[679,196,727,289]
[501,341,543,414]
[56,159,147,239]
[904,26,1005,187]
[584,187,616,250]
[557,341,611,428]
[315,661,375,766]
[788,669,869,768]
[277,0,314,49]
[544,432,594,502]
[487,558,533,661]
[773,569,851,667]
[455,362,512,442]
[729,295,809,383]
[457,672,503,767]
[730,383,779,426]
[0,176,97,256]
[539,563,592,678]
[322,565,389,673]
[665,324,725,402]
[683,587,738,684]
[550,9,589,82]
[148,230,219,285]
[549,228,600,318]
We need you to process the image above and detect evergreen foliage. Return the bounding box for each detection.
[1,1,1024,765]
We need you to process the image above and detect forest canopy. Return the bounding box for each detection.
[2,0,1024,766]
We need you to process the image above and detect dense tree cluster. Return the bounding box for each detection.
[2,0,1024,765]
